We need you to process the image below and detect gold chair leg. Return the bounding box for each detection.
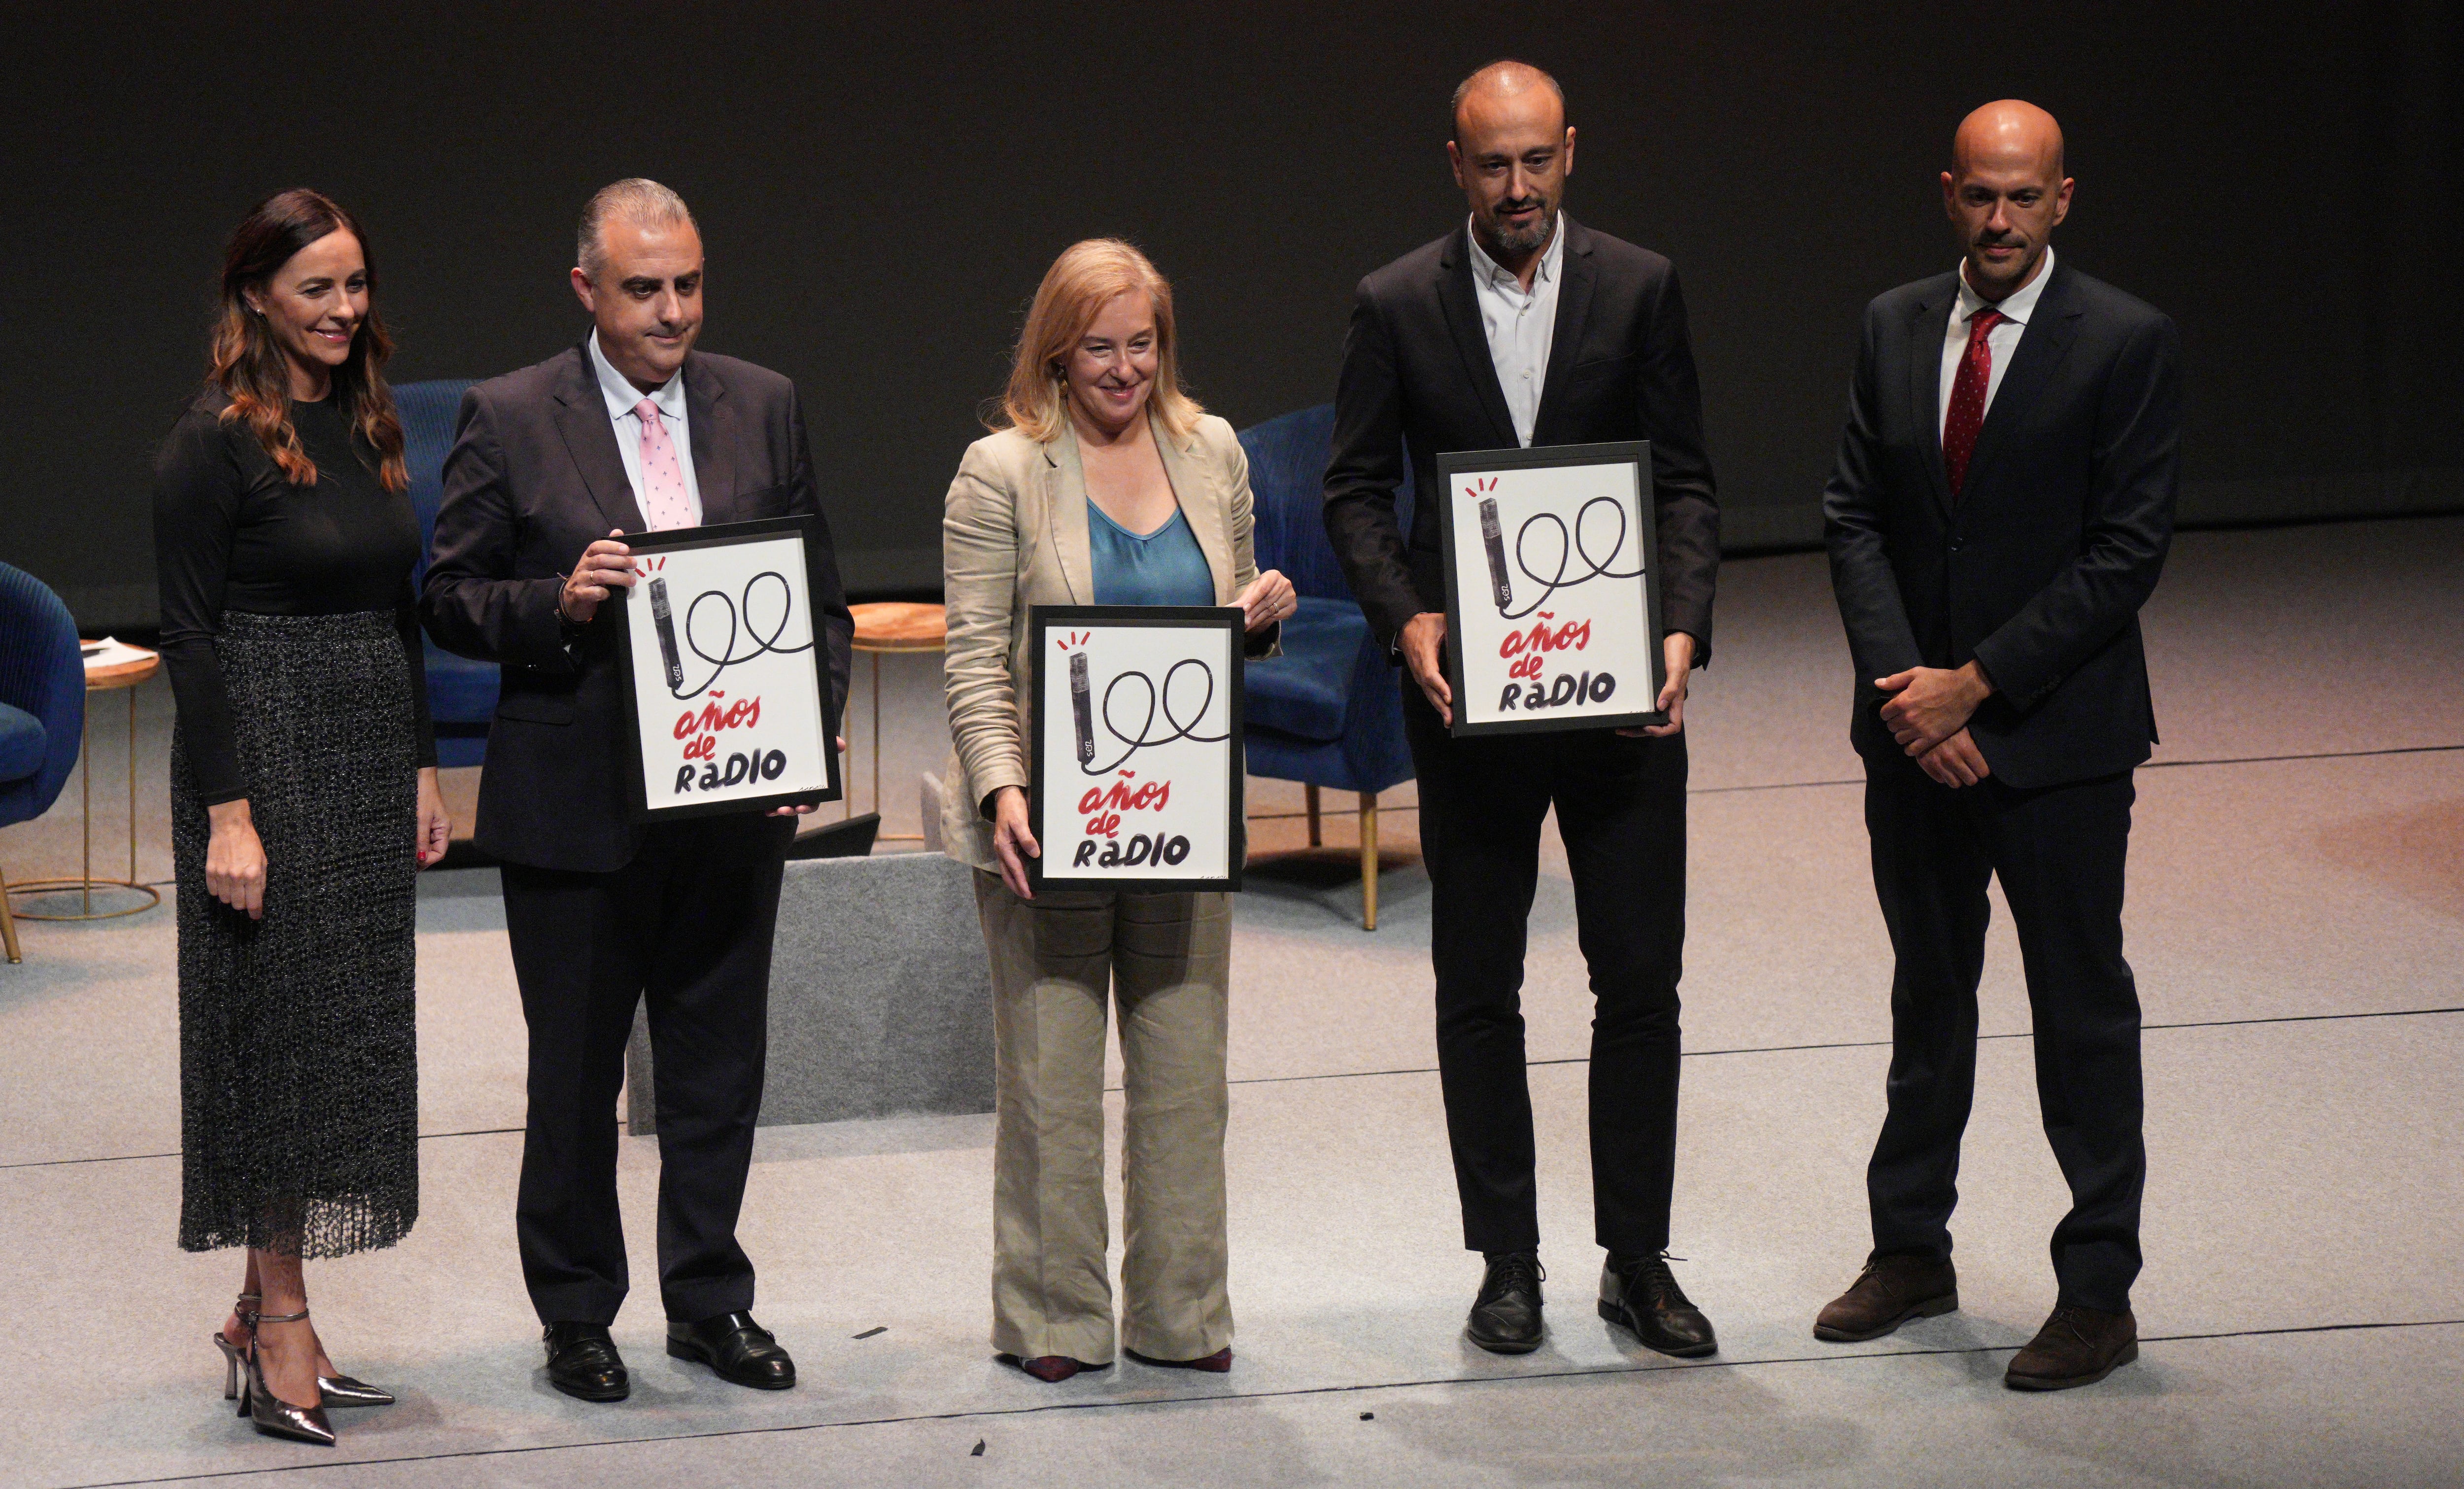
[0,856,21,963]
[1305,782,1322,848]
[1359,793,1378,931]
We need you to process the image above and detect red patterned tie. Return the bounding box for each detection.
[1942,308,2005,499]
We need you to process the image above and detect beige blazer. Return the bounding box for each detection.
[939,411,1277,872]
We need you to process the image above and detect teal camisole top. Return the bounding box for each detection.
[1087,499,1214,608]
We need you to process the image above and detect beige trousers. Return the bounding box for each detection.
[974,871,1233,1364]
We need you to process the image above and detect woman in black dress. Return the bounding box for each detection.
[154,190,449,1446]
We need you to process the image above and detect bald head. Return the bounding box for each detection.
[1942,100,2073,302]
[1451,61,1565,143]
[1953,100,2065,181]
[1448,61,1575,274]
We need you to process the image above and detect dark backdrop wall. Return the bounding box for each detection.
[8,2,2458,627]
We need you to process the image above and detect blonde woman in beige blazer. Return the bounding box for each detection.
[940,240,1291,1383]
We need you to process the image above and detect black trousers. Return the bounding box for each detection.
[1404,689,1688,1257]
[499,813,792,1326]
[1862,751,2146,1311]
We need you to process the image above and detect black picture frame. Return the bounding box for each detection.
[612,514,843,823]
[1435,440,1667,738]
[1028,604,1245,893]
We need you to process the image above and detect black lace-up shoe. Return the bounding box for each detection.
[1466,1251,1546,1354]
[1599,1252,1718,1357]
[543,1322,630,1402]
[668,1311,797,1390]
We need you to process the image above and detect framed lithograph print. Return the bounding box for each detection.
[613,515,843,821]
[1436,441,1667,737]
[1028,605,1245,892]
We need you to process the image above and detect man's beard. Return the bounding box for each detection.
[1484,203,1555,259]
[1970,236,2033,282]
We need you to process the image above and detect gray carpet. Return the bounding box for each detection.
[0,517,2458,1487]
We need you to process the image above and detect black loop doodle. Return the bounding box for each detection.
[1080,657,1227,775]
[1497,496,1645,620]
[670,571,813,699]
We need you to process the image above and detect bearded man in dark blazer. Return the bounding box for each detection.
[1815,102,2181,1392]
[1322,61,1721,1359]
[422,179,853,1403]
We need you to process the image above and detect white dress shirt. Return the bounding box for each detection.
[1939,247,2054,437]
[588,329,702,526]
[1466,215,1566,448]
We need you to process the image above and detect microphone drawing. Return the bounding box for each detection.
[1479,496,1512,613]
[649,576,685,692]
[658,568,811,699]
[1070,650,1095,766]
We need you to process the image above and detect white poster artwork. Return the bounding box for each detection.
[620,520,839,818]
[1439,444,1665,735]
[1031,607,1243,890]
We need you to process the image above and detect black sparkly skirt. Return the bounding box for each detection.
[171,610,419,1257]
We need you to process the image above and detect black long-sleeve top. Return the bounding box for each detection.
[153,391,437,804]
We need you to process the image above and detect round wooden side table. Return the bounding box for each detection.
[7,645,164,921]
[847,602,947,841]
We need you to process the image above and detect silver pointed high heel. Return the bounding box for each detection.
[220,1293,394,1408]
[240,1308,338,1446]
[213,1329,245,1400]
[315,1371,395,1408]
[212,1292,261,1400]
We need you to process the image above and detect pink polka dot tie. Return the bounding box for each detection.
[633,397,693,530]
[1942,309,2004,500]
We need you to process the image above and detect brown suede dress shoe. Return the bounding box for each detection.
[1814,1253,1959,1342]
[2005,1304,2138,1390]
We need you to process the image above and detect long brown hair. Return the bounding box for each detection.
[994,239,1203,444]
[209,189,407,492]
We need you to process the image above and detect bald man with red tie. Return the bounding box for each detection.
[1817,102,2182,1391]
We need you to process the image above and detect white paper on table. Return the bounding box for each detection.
[79,636,155,671]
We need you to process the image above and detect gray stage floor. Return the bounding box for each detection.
[1,517,2458,1487]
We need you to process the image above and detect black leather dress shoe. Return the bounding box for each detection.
[1465,1252,1546,1354]
[668,1311,797,1390]
[543,1322,630,1402]
[1599,1253,1718,1358]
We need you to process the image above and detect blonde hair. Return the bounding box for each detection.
[994,239,1203,443]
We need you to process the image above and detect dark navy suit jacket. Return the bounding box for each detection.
[1823,259,2182,789]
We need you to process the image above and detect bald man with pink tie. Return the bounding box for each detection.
[421,178,854,1404]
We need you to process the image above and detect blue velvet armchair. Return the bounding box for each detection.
[395,380,498,766]
[1236,404,1414,928]
[0,562,87,963]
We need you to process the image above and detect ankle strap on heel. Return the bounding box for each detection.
[254,1308,310,1325]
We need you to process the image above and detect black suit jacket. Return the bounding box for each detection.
[1823,260,2181,789]
[419,344,855,872]
[1323,216,1720,661]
